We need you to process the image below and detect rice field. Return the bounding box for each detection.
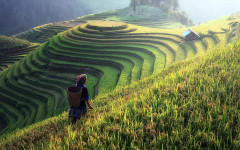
[0,36,239,149]
[14,24,73,44]
[0,17,236,138]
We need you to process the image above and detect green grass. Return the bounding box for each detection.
[49,39,143,81]
[0,44,39,73]
[1,37,240,149]
[0,36,30,51]
[54,33,156,78]
[14,24,72,44]
[0,15,236,136]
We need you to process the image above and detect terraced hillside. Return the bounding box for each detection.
[14,23,73,44]
[75,7,185,29]
[0,46,39,73]
[1,34,240,150]
[0,19,233,135]
[13,6,187,45]
[0,36,39,72]
[0,36,30,51]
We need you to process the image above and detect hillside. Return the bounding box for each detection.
[14,6,189,44]
[14,23,74,44]
[0,36,39,72]
[0,35,239,149]
[0,36,30,51]
[0,0,91,36]
[75,6,189,28]
[0,11,236,136]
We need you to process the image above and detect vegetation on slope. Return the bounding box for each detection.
[0,36,39,72]
[14,23,73,44]
[229,11,240,20]
[227,22,240,43]
[131,0,179,11]
[130,0,192,26]
[13,3,191,44]
[0,36,30,52]
[1,38,239,149]
[0,15,234,136]
[75,6,189,29]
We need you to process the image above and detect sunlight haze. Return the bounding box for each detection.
[179,0,240,24]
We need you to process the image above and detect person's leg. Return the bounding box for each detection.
[72,117,77,124]
[72,110,86,124]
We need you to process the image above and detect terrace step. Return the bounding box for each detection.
[0,20,227,136]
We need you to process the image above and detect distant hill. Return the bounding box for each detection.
[0,13,234,136]
[0,36,30,52]
[0,36,39,72]
[14,23,74,44]
[14,6,190,44]
[0,0,91,36]
[229,12,240,20]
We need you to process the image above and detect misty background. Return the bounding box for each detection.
[83,0,240,24]
[179,0,240,24]
[0,0,239,36]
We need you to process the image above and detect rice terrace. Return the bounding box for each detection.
[0,0,240,149]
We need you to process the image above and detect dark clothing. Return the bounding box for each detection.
[69,84,89,118]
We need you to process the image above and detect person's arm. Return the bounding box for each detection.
[85,100,93,109]
[83,87,93,109]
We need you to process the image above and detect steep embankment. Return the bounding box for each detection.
[0,17,232,136]
[1,36,239,149]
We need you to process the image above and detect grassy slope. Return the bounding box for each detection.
[1,14,240,149]
[13,23,73,44]
[1,35,240,149]
[0,36,39,72]
[0,36,30,51]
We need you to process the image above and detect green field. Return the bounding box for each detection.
[14,23,73,44]
[0,10,240,149]
[0,33,239,149]
[0,36,39,73]
[0,16,235,135]
[0,36,30,51]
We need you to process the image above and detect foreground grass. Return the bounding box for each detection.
[1,38,240,149]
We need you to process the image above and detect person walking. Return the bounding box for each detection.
[69,74,93,124]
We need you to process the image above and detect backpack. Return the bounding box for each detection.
[67,87,83,108]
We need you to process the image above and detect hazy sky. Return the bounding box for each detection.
[179,0,240,24]
[94,0,240,24]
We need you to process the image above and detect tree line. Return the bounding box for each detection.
[130,0,179,11]
[130,0,193,26]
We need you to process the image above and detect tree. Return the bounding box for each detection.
[130,0,179,11]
